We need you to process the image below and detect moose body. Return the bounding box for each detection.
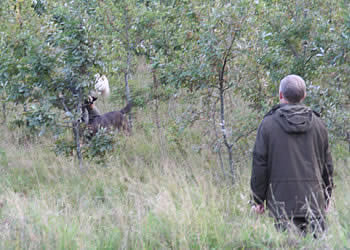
[83,96,132,137]
[88,103,131,135]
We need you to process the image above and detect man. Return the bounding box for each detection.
[250,75,334,235]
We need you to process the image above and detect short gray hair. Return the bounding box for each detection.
[279,75,306,103]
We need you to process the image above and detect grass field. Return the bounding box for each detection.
[0,114,349,249]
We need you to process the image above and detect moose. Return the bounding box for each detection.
[82,95,132,137]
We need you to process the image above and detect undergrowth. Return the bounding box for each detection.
[0,64,348,249]
[0,119,348,249]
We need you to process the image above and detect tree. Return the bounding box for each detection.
[0,0,103,168]
[238,0,349,149]
[48,1,103,168]
[96,0,138,130]
[158,1,253,183]
[133,1,200,130]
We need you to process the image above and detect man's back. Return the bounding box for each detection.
[251,103,333,219]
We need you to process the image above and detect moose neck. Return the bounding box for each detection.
[87,104,101,123]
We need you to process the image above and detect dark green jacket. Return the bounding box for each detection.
[251,104,333,218]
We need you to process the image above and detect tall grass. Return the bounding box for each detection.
[0,120,349,249]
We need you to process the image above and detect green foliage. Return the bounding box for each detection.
[54,136,75,157]
[24,103,57,136]
[235,0,349,145]
[110,79,152,108]
[55,126,121,165]
[305,83,349,143]
[96,0,139,77]
[2,0,347,164]
[0,0,108,163]
[83,128,117,164]
[31,0,47,16]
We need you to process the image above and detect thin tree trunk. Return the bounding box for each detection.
[217,146,225,179]
[124,66,131,103]
[152,68,161,130]
[2,102,6,124]
[59,85,84,170]
[124,69,132,130]
[73,88,84,171]
[227,144,234,182]
[216,27,238,184]
[219,83,234,184]
[211,98,226,180]
[124,7,133,131]
[73,121,83,170]
[23,103,29,127]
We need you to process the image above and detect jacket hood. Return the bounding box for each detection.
[274,104,313,133]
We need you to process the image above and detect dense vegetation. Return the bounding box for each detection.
[0,0,349,248]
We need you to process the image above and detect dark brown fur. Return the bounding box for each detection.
[86,102,132,136]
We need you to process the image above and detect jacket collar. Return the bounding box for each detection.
[264,103,308,118]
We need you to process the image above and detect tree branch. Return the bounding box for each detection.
[287,41,300,59]
[235,127,258,143]
[304,52,317,65]
[59,94,71,114]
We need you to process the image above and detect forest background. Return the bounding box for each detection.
[0,0,349,248]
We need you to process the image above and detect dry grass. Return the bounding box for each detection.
[0,118,349,249]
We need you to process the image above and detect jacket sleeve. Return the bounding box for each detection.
[322,135,334,206]
[251,121,269,205]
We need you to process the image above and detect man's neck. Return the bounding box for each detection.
[280,99,289,104]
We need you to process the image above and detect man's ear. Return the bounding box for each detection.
[279,91,283,100]
[301,92,307,102]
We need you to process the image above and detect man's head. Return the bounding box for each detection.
[279,75,306,104]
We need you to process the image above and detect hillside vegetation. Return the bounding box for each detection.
[0,0,349,249]
[1,62,349,249]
